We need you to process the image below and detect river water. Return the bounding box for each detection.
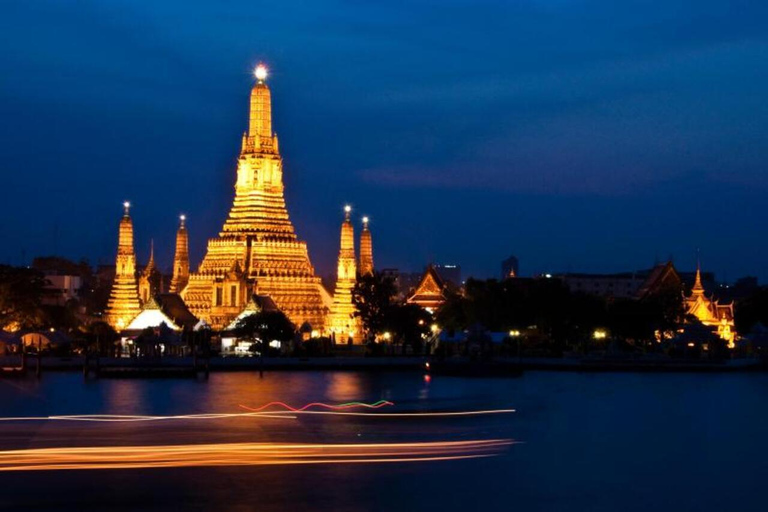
[0,370,766,511]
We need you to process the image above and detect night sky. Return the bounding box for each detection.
[1,1,767,282]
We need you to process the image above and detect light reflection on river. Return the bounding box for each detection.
[0,370,766,511]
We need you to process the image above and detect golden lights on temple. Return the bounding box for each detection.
[105,201,141,330]
[98,63,743,352]
[328,205,362,343]
[103,62,383,337]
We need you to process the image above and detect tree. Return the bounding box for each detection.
[85,321,118,356]
[383,304,432,354]
[0,265,49,331]
[352,271,397,340]
[234,310,295,355]
[735,286,768,335]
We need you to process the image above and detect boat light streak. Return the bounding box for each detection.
[238,406,516,417]
[0,412,297,423]
[0,439,515,472]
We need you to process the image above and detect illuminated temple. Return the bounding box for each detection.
[169,215,190,294]
[182,65,331,330]
[105,202,142,330]
[328,206,362,343]
[685,261,735,346]
[359,216,374,277]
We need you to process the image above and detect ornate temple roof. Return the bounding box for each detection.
[407,265,447,310]
[126,293,200,332]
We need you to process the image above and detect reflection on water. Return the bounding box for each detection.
[325,372,366,402]
[0,371,767,511]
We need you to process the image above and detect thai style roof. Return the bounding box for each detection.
[224,294,280,331]
[126,293,199,331]
[407,265,447,309]
[635,261,681,298]
[20,331,72,347]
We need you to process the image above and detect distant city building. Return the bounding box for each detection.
[434,264,461,287]
[558,261,681,300]
[32,256,86,305]
[718,276,759,303]
[501,255,519,279]
[42,275,82,305]
[381,268,421,300]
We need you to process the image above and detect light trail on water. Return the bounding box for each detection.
[0,402,515,423]
[0,439,516,472]
[239,406,516,418]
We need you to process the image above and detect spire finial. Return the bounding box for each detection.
[254,63,268,83]
[344,204,351,221]
[123,201,131,216]
[362,216,369,228]
[179,214,186,228]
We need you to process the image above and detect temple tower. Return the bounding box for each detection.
[359,216,374,276]
[105,202,142,330]
[182,65,331,329]
[684,256,736,346]
[328,206,362,343]
[169,215,190,294]
[138,240,162,304]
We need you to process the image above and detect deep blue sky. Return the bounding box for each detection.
[1,0,767,282]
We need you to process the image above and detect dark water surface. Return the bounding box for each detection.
[1,370,766,511]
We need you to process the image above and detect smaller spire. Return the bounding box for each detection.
[692,251,704,295]
[143,240,157,277]
[344,204,352,221]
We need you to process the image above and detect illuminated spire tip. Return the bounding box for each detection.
[123,201,131,215]
[255,64,268,82]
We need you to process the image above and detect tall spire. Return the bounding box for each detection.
[359,216,374,276]
[248,63,272,139]
[139,239,161,304]
[170,214,190,294]
[182,66,329,331]
[692,254,704,296]
[146,239,155,272]
[105,201,141,330]
[337,205,355,275]
[329,205,361,343]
